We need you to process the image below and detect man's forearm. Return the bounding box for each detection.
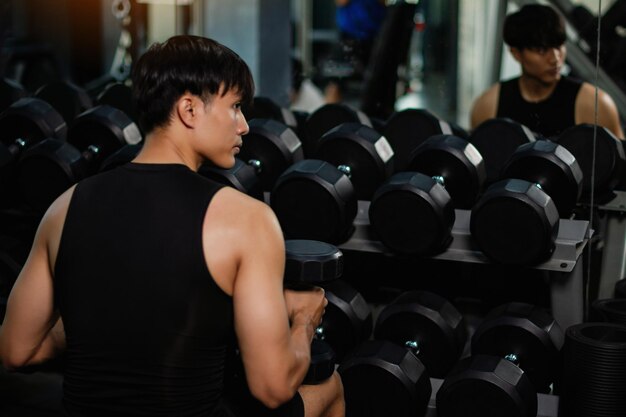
[15,318,65,369]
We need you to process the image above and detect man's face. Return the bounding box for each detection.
[512,44,567,85]
[195,88,249,169]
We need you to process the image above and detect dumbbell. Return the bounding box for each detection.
[15,105,142,212]
[554,123,625,202]
[301,103,373,158]
[368,134,485,255]
[0,78,29,113]
[383,108,469,173]
[284,240,372,366]
[590,298,626,325]
[199,118,303,199]
[0,98,67,200]
[34,80,93,124]
[616,278,626,298]
[271,122,394,243]
[471,140,583,265]
[96,82,138,125]
[469,117,538,185]
[436,302,564,417]
[338,291,463,417]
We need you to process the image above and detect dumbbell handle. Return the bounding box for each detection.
[247,158,262,174]
[81,144,101,164]
[6,138,28,157]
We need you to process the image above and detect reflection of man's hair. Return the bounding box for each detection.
[504,4,566,50]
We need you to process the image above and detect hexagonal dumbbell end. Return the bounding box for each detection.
[471,302,564,392]
[284,240,343,285]
[198,158,264,201]
[436,354,537,417]
[374,290,466,378]
[471,178,560,265]
[303,339,336,385]
[339,340,431,417]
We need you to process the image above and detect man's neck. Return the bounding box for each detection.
[133,129,202,171]
[518,75,560,103]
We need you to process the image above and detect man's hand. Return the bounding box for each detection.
[284,287,327,334]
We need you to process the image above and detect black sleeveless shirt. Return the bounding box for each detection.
[55,163,232,416]
[496,76,582,138]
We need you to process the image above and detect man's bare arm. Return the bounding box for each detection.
[0,188,72,369]
[576,82,625,139]
[470,84,500,130]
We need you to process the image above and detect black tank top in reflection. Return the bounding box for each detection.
[496,76,582,138]
[55,163,231,416]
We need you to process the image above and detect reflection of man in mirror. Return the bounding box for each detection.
[470,4,624,139]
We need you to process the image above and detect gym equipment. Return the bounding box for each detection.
[34,80,93,124]
[0,98,67,196]
[471,140,583,265]
[616,278,626,298]
[271,123,393,243]
[242,96,298,132]
[374,290,467,378]
[368,134,484,255]
[16,105,142,212]
[339,340,431,417]
[0,78,28,113]
[554,124,625,202]
[96,82,137,124]
[301,103,372,157]
[590,298,626,325]
[383,108,468,173]
[199,118,303,197]
[284,239,372,364]
[99,143,142,172]
[436,302,564,417]
[561,322,626,417]
[468,118,537,185]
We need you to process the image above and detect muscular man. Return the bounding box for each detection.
[471,4,624,139]
[0,35,344,417]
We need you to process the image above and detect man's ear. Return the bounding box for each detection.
[176,95,198,128]
[510,47,522,63]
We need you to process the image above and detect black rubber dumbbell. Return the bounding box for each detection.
[468,117,539,185]
[368,134,485,255]
[0,98,67,202]
[272,123,394,243]
[34,80,93,124]
[471,140,583,265]
[16,105,142,212]
[436,302,564,417]
[0,78,29,113]
[284,239,372,368]
[200,118,303,199]
[383,108,468,173]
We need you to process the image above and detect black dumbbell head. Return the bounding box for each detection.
[34,80,93,124]
[471,302,563,392]
[0,97,67,146]
[408,134,485,209]
[339,340,432,417]
[555,124,626,200]
[501,140,583,218]
[303,339,336,385]
[0,78,28,113]
[242,96,298,131]
[383,108,454,173]
[271,159,357,244]
[470,178,559,265]
[238,118,303,191]
[284,239,343,283]
[302,103,371,158]
[99,143,142,173]
[319,279,372,361]
[369,171,455,255]
[17,138,87,212]
[616,278,626,298]
[96,82,138,124]
[436,354,537,417]
[374,290,466,378]
[469,118,536,184]
[316,122,394,200]
[69,105,142,156]
[198,158,264,201]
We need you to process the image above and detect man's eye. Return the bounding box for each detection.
[234,102,242,109]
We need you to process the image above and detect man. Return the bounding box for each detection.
[0,35,344,417]
[470,4,624,139]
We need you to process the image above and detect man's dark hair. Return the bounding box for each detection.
[132,35,254,133]
[503,4,566,50]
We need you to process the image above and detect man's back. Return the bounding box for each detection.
[56,163,230,416]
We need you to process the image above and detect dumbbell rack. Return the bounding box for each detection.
[340,201,590,332]
[424,379,559,417]
[596,190,626,298]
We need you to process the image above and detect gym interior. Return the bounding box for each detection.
[1,0,626,416]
